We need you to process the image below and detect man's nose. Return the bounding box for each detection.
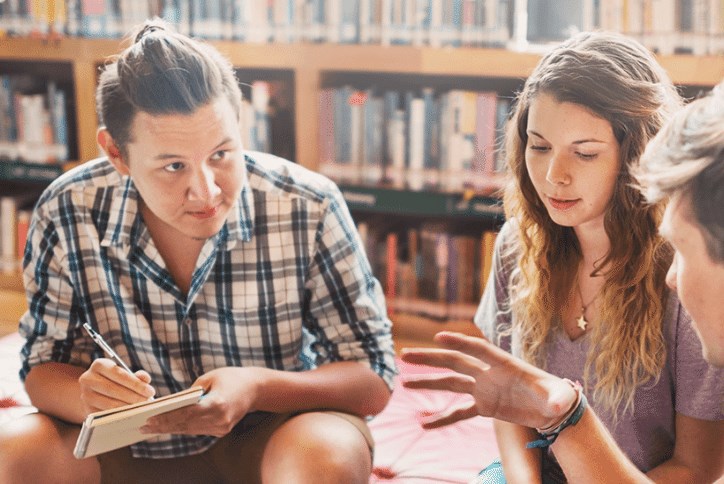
[187,165,221,202]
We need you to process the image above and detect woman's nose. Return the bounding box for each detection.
[545,154,571,185]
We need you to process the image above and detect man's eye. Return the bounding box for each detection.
[164,162,184,172]
[211,150,228,161]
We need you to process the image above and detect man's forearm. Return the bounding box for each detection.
[252,361,391,417]
[24,362,87,424]
[553,406,650,483]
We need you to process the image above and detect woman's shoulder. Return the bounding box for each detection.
[491,218,519,255]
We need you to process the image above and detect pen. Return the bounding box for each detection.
[82,323,135,376]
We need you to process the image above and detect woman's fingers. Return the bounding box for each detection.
[402,372,477,394]
[419,401,479,429]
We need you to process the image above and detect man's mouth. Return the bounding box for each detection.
[189,205,220,219]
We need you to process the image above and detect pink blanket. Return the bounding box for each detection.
[369,358,499,482]
[0,332,36,425]
[0,333,498,482]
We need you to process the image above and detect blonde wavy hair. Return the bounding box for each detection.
[502,31,682,415]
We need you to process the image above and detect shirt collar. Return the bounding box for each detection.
[220,169,255,250]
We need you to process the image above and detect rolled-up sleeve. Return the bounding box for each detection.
[303,186,397,389]
[19,201,92,381]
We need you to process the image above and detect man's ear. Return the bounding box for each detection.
[97,129,130,176]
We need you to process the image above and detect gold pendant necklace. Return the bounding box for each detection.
[576,282,600,331]
[576,313,588,331]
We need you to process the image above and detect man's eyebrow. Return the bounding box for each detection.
[153,153,183,161]
[152,138,233,161]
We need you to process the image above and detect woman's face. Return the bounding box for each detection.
[524,93,622,232]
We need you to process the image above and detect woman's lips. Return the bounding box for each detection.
[547,197,580,211]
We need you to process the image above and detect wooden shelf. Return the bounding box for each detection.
[0,161,65,183]
[0,272,26,334]
[0,272,24,292]
[4,38,722,83]
[341,184,504,220]
[391,312,483,355]
[3,37,722,170]
[1,36,723,336]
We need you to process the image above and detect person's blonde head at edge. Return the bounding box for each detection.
[501,30,682,414]
[637,82,724,367]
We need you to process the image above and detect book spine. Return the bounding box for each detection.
[318,87,338,180]
[385,231,398,316]
[16,208,31,266]
[480,230,497,294]
[0,196,18,274]
[349,89,365,185]
[407,96,425,191]
[251,81,271,153]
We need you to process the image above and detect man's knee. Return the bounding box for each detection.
[0,413,100,484]
[261,412,372,484]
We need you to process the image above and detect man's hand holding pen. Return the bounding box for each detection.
[79,323,155,414]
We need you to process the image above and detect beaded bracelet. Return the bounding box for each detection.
[526,379,587,449]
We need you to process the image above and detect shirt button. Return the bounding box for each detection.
[184,318,192,326]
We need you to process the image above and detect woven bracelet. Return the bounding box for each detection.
[526,379,587,449]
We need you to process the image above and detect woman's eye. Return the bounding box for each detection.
[529,145,549,152]
[163,162,184,172]
[577,152,598,161]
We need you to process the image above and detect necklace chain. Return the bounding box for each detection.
[576,280,601,331]
[577,283,599,312]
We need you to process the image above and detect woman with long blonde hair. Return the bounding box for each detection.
[471,31,723,482]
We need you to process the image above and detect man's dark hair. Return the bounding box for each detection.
[96,19,243,157]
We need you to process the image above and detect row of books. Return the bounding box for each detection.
[0,76,275,165]
[1,1,722,55]
[595,0,723,56]
[0,193,34,274]
[239,80,274,154]
[0,0,511,48]
[358,221,498,321]
[0,75,69,165]
[319,86,508,193]
[522,0,723,55]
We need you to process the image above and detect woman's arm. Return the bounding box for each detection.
[495,420,543,484]
[401,332,652,484]
[645,413,724,483]
[552,404,649,483]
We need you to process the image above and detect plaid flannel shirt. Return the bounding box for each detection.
[19,151,396,458]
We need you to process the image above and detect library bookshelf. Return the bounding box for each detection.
[1,37,723,336]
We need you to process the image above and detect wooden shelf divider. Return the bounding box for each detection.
[1,36,722,329]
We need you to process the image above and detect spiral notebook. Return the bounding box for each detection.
[73,386,204,459]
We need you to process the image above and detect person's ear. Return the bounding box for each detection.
[97,128,130,176]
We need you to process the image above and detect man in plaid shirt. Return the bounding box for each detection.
[0,21,395,484]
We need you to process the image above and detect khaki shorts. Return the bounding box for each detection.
[97,410,373,484]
